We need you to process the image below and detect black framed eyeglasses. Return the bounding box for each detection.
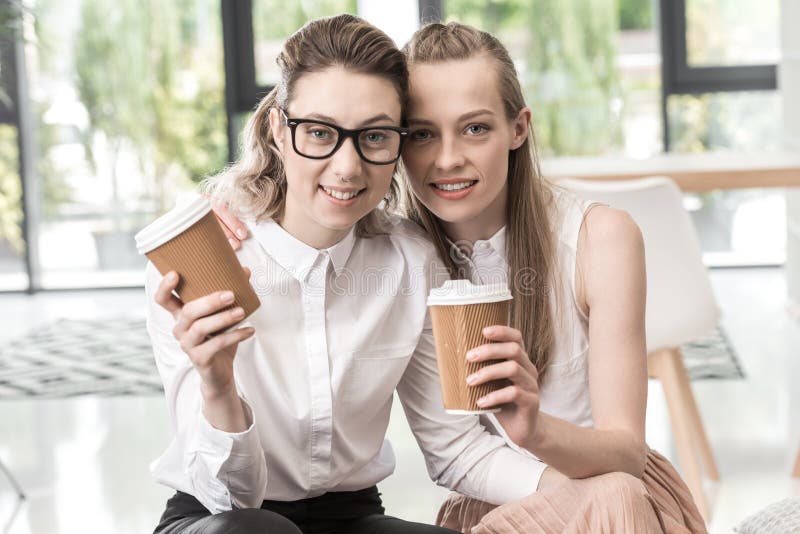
[280,109,408,165]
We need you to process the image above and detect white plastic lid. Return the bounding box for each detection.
[134,194,211,254]
[427,279,512,306]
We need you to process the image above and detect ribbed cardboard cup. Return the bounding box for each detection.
[134,195,260,321]
[428,280,513,414]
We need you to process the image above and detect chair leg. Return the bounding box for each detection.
[648,349,710,521]
[670,348,720,481]
[793,445,800,478]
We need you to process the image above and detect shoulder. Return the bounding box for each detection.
[576,206,645,305]
[578,206,644,261]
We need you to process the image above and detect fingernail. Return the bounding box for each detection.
[483,327,494,336]
[466,373,477,385]
[476,397,487,407]
[228,238,238,249]
[466,350,477,361]
[236,229,247,239]
[221,291,234,303]
[232,307,245,319]
[167,272,177,282]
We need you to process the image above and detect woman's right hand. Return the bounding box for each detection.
[154,270,255,398]
[210,199,249,251]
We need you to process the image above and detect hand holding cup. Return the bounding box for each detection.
[154,270,255,397]
[465,325,540,450]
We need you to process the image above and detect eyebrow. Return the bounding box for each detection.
[407,109,496,125]
[303,112,399,127]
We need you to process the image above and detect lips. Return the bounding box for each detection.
[319,185,365,201]
[428,178,478,200]
[431,180,477,192]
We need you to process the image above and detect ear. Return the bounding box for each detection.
[510,107,531,150]
[268,107,286,153]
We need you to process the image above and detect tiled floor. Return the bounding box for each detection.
[0,268,798,533]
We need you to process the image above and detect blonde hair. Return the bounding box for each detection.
[402,22,560,382]
[203,14,408,237]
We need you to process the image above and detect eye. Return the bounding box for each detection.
[465,124,488,135]
[410,129,432,142]
[365,131,387,143]
[309,128,332,140]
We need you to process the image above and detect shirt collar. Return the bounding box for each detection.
[445,225,507,261]
[485,226,506,259]
[248,219,357,280]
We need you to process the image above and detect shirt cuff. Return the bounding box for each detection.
[193,397,261,474]
[482,448,547,504]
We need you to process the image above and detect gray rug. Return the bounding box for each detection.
[0,317,744,399]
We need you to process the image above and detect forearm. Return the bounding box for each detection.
[526,413,647,479]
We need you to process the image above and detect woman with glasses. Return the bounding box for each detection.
[218,19,707,534]
[146,14,549,534]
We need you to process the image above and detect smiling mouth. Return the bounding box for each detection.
[430,180,477,192]
[319,185,366,201]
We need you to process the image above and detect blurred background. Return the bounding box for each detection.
[0,1,799,533]
[0,0,789,291]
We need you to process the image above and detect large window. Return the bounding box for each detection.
[661,0,783,266]
[2,1,787,292]
[22,0,227,288]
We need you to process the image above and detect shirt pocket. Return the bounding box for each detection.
[350,343,417,360]
[337,344,416,410]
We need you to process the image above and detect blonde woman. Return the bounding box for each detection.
[220,21,707,534]
[397,22,706,533]
[147,15,554,534]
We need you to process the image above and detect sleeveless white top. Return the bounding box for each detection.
[447,187,603,455]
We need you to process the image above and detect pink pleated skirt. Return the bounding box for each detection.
[436,448,707,533]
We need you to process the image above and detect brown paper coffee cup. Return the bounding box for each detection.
[135,194,260,320]
[428,280,513,414]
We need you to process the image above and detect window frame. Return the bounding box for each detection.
[659,0,778,150]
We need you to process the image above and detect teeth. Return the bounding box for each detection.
[434,181,475,192]
[321,186,361,200]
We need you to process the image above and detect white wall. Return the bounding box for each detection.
[783,0,800,306]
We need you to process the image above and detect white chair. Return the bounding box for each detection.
[558,176,720,520]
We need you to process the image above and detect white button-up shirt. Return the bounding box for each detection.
[145,217,546,514]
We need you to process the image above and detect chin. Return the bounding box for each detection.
[427,199,484,225]
[317,212,364,232]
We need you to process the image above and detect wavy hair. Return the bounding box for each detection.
[203,14,408,237]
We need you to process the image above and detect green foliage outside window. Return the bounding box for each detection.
[0,124,23,254]
[70,0,226,217]
[253,0,357,39]
[446,0,627,156]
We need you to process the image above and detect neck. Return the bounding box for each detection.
[278,212,351,250]
[441,217,504,245]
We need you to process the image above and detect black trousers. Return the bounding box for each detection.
[154,486,458,534]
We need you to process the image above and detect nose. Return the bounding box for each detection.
[330,136,362,180]
[434,133,466,173]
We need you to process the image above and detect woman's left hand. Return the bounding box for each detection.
[466,325,540,451]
